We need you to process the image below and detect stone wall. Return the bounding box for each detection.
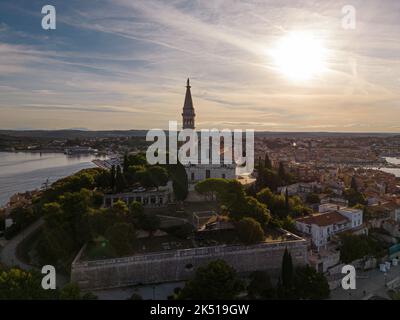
[71,238,308,290]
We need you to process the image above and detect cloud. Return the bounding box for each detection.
[0,0,400,131]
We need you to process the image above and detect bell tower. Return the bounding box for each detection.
[182,78,195,129]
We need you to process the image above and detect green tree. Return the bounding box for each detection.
[106,222,136,256]
[95,169,112,190]
[264,153,272,169]
[285,188,289,214]
[88,208,117,237]
[168,162,188,201]
[241,197,271,225]
[59,283,82,300]
[115,165,126,192]
[257,168,281,191]
[123,153,129,174]
[110,165,116,191]
[41,202,63,228]
[128,153,147,166]
[177,260,244,300]
[60,190,91,246]
[350,176,358,192]
[59,283,98,300]
[195,178,228,200]
[247,271,276,299]
[278,162,286,182]
[344,188,367,207]
[148,165,169,187]
[129,201,144,217]
[112,200,129,219]
[9,206,36,230]
[339,234,384,263]
[278,248,295,299]
[256,188,274,206]
[306,193,320,204]
[257,156,263,170]
[0,267,57,300]
[91,190,104,208]
[294,266,330,300]
[125,165,144,185]
[236,217,265,245]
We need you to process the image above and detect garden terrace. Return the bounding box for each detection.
[80,226,300,261]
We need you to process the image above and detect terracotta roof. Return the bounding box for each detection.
[297,211,349,227]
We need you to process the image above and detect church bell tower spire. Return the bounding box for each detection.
[182,78,195,129]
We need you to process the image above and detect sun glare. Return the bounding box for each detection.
[270,32,328,81]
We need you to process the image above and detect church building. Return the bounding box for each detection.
[181,79,236,188]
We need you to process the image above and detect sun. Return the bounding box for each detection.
[269,32,328,81]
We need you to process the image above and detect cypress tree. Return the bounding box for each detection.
[115,165,126,193]
[264,153,272,169]
[285,188,289,214]
[278,161,286,180]
[258,156,263,170]
[110,165,116,191]
[281,248,294,290]
[123,153,129,174]
[350,176,358,192]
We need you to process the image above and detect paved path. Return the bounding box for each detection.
[330,264,400,300]
[0,218,44,270]
[0,218,69,287]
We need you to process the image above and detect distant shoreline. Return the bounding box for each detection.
[0,149,65,154]
[0,152,99,207]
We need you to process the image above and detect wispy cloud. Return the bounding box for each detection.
[0,0,400,131]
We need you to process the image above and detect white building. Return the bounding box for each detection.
[103,182,174,208]
[295,203,364,250]
[186,163,236,186]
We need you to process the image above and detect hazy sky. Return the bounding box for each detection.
[1,0,400,132]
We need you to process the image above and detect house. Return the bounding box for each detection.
[295,203,364,250]
[296,211,350,249]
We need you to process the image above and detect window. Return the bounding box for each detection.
[206,169,211,179]
[222,173,226,179]
[191,172,195,181]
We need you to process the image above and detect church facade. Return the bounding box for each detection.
[180,79,236,188]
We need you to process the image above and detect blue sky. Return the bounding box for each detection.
[1,0,400,131]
